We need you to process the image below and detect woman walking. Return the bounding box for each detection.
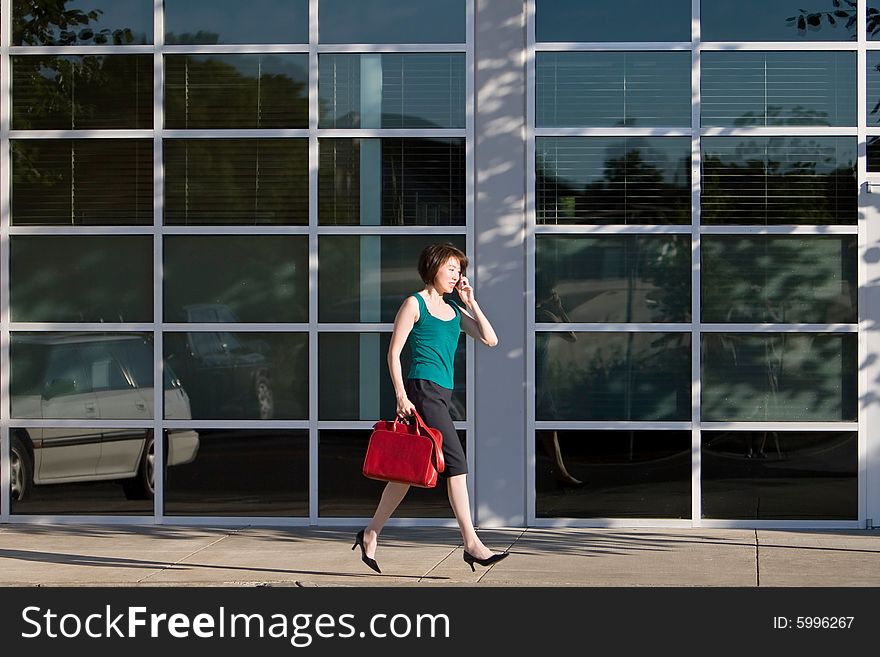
[353,243,509,573]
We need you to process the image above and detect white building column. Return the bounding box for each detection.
[473,0,527,527]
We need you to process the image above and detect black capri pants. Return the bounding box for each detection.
[404,378,467,478]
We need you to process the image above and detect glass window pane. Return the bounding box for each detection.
[869,136,880,172]
[536,137,691,225]
[702,236,857,323]
[701,333,857,422]
[536,0,691,42]
[701,137,857,225]
[165,0,308,44]
[871,1,880,40]
[165,54,308,129]
[164,429,309,517]
[164,236,308,324]
[535,430,692,519]
[164,139,308,225]
[319,430,460,517]
[319,0,466,44]
[319,138,465,226]
[12,55,153,129]
[701,0,856,42]
[319,235,467,323]
[319,333,466,421]
[164,332,308,421]
[13,0,153,45]
[702,431,857,520]
[10,427,159,515]
[319,54,465,129]
[536,52,691,128]
[868,52,880,124]
[536,235,691,323]
[11,332,156,420]
[702,51,856,127]
[11,236,153,323]
[318,137,466,226]
[11,139,152,226]
[536,332,691,421]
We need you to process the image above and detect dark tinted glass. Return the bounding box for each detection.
[702,431,857,519]
[164,236,308,324]
[10,427,157,515]
[11,139,152,226]
[164,139,308,225]
[319,430,461,517]
[701,0,857,41]
[701,333,857,422]
[13,0,152,45]
[536,52,691,128]
[535,430,692,518]
[319,234,467,323]
[536,0,690,42]
[319,0,466,43]
[165,0,309,44]
[701,137,857,225]
[11,332,155,419]
[868,136,880,172]
[164,332,308,420]
[164,430,309,517]
[702,236,857,323]
[535,235,691,323]
[702,51,856,127]
[318,138,465,225]
[536,332,691,421]
[12,55,152,130]
[536,137,691,225]
[319,333,466,421]
[11,236,153,323]
[165,54,308,129]
[319,54,465,129]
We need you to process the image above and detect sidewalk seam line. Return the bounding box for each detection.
[755,529,760,588]
[136,527,249,584]
[475,528,528,584]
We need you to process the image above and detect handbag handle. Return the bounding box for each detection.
[393,410,445,474]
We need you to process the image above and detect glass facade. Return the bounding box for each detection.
[531,0,866,525]
[0,1,873,529]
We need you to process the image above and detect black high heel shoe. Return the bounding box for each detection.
[463,550,509,572]
[352,529,381,574]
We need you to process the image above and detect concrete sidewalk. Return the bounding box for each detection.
[0,525,878,587]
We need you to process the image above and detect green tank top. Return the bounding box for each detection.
[406,293,461,390]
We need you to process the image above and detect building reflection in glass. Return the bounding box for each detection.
[536,332,691,421]
[701,333,857,422]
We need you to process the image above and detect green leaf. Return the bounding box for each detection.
[806,13,821,26]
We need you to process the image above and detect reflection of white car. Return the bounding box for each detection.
[10,334,199,501]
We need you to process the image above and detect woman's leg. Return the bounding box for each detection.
[446,474,497,560]
[363,482,410,558]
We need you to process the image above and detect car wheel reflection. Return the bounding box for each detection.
[10,435,33,501]
[122,431,155,500]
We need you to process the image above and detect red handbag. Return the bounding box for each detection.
[362,410,445,488]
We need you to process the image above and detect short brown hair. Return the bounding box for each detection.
[417,243,468,285]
